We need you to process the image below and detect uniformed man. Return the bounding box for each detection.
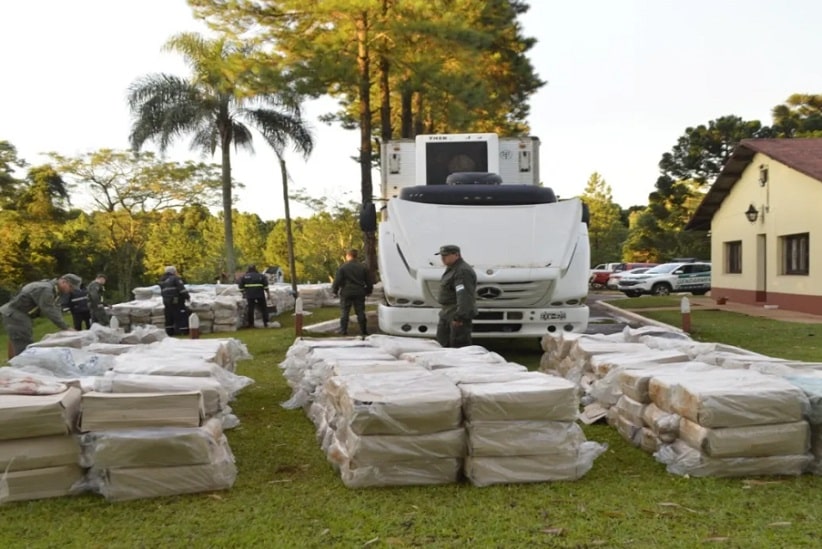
[87,273,109,325]
[158,266,190,336]
[238,265,270,328]
[435,245,477,348]
[62,284,91,330]
[0,273,81,357]
[331,249,373,337]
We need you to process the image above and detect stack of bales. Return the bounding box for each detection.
[0,373,84,504]
[282,336,608,488]
[1,329,254,504]
[650,370,812,477]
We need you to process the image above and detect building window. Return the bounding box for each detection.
[725,241,742,274]
[782,233,809,275]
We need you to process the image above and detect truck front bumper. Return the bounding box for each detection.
[378,304,589,338]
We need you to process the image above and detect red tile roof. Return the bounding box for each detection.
[686,138,822,230]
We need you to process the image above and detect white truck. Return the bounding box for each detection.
[376,133,590,338]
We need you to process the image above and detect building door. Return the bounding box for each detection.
[755,233,767,302]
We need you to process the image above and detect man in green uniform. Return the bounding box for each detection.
[87,273,109,325]
[331,249,373,337]
[435,245,477,348]
[0,274,81,357]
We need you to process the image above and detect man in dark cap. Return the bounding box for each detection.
[0,274,80,357]
[435,245,477,347]
[331,249,373,337]
[87,273,109,325]
[62,281,91,330]
[159,266,190,336]
[238,264,270,328]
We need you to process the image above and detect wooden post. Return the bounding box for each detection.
[681,296,691,333]
[7,340,14,360]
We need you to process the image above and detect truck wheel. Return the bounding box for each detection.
[651,283,672,296]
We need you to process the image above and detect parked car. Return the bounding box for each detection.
[589,262,622,289]
[617,261,711,297]
[606,267,652,290]
[590,262,657,290]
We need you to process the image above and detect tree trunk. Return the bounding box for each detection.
[279,156,299,296]
[356,12,377,277]
[220,134,236,278]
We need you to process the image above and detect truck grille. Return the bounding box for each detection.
[424,279,554,308]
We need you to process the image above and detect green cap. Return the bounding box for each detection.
[436,245,461,255]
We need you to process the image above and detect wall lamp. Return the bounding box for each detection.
[745,204,759,223]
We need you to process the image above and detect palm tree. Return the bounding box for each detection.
[127,32,312,277]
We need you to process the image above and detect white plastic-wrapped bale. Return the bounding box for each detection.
[677,417,810,458]
[0,465,85,503]
[654,439,812,477]
[460,372,578,422]
[79,391,204,432]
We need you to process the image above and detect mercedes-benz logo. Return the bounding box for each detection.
[477,286,502,299]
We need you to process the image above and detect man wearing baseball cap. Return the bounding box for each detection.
[0,273,80,357]
[435,245,477,347]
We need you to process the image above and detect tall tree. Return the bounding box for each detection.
[49,148,222,294]
[771,93,822,137]
[187,0,543,273]
[580,172,627,266]
[0,140,28,207]
[657,115,769,186]
[127,32,307,275]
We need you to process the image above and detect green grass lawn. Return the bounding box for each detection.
[1,307,821,548]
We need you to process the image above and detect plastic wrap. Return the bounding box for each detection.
[466,420,585,457]
[614,395,646,426]
[590,349,690,379]
[618,362,715,403]
[327,425,465,465]
[325,370,462,435]
[784,375,822,425]
[0,464,85,504]
[641,403,679,443]
[399,346,507,369]
[364,334,443,357]
[655,440,812,477]
[94,372,227,415]
[80,418,225,468]
[339,458,461,488]
[0,367,69,395]
[111,358,253,398]
[678,418,809,458]
[460,372,578,422]
[79,391,204,431]
[437,364,529,385]
[9,347,113,378]
[0,435,81,472]
[0,387,81,440]
[464,441,607,487]
[670,371,809,428]
[88,444,236,501]
[614,413,642,447]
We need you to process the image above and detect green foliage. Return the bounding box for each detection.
[1,308,820,547]
[771,93,822,137]
[580,172,627,265]
[265,203,363,284]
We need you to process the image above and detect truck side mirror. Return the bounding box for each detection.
[581,202,590,225]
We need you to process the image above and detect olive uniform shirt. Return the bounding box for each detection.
[437,257,477,322]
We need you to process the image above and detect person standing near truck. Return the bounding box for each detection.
[238,265,270,328]
[435,245,477,348]
[331,249,372,337]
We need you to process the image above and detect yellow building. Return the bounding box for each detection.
[687,139,821,314]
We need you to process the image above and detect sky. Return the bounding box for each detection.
[2,1,822,220]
